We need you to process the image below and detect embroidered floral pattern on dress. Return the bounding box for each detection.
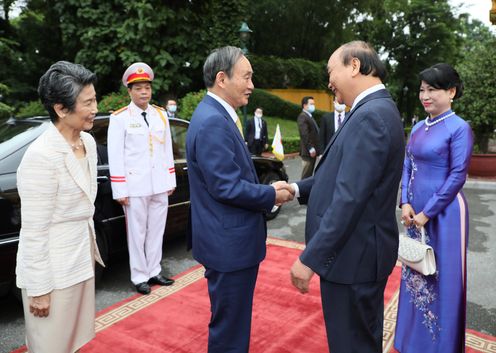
[403,151,441,340]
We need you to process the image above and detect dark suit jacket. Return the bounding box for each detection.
[245,117,268,148]
[320,111,349,150]
[186,95,275,272]
[319,112,335,151]
[297,111,321,158]
[296,89,405,284]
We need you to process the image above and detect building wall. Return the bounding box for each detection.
[266,88,334,112]
[492,0,496,24]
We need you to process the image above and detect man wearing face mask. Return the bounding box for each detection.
[245,107,268,156]
[166,99,179,119]
[297,96,321,179]
[319,98,347,151]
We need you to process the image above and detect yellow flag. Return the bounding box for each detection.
[271,124,284,161]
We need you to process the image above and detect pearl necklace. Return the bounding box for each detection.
[70,138,84,150]
[424,112,455,131]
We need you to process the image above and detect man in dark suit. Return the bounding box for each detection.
[289,41,405,353]
[245,107,268,156]
[297,96,321,179]
[319,98,347,150]
[186,46,293,353]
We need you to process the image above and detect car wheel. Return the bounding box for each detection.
[261,172,283,220]
[95,227,109,285]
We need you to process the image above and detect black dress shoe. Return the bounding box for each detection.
[148,275,174,286]
[135,282,151,295]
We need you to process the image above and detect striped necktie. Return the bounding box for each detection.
[235,117,244,138]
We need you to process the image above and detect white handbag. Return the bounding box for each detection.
[398,227,436,275]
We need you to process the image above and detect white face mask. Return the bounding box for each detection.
[334,102,346,112]
[168,105,177,113]
[255,113,263,119]
[307,104,316,113]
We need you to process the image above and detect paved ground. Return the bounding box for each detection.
[0,157,495,352]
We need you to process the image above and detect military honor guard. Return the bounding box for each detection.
[107,62,176,294]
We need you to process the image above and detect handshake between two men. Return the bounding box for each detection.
[270,180,316,294]
[271,181,295,206]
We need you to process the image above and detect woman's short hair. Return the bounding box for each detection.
[419,63,464,99]
[339,41,387,81]
[203,46,244,88]
[38,61,97,122]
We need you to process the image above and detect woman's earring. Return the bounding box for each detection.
[450,98,454,103]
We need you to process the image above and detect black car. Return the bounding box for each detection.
[0,115,288,297]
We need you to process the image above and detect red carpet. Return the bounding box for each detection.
[11,238,496,353]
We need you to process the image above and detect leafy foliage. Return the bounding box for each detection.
[354,0,465,119]
[455,27,496,153]
[249,55,327,89]
[16,100,46,117]
[53,0,248,98]
[98,87,130,113]
[0,101,14,119]
[179,90,206,121]
[247,0,367,61]
[246,89,326,124]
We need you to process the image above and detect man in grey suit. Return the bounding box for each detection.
[297,96,321,179]
[319,98,347,150]
[289,41,405,353]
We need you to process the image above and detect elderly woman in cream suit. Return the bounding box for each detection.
[16,61,104,353]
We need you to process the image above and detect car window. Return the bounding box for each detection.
[170,120,188,161]
[0,120,47,161]
[91,118,109,146]
[89,117,110,165]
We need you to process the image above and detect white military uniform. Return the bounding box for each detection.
[107,101,176,284]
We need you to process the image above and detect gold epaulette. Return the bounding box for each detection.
[112,106,128,115]
[152,104,166,111]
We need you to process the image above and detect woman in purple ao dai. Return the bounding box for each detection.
[394,63,473,353]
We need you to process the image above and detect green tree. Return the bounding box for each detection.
[455,23,496,153]
[354,0,464,120]
[53,0,248,99]
[247,0,370,61]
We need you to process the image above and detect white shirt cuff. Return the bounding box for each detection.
[291,183,300,198]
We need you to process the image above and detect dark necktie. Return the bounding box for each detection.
[141,111,149,126]
[337,113,343,129]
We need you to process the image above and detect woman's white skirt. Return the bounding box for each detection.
[21,276,95,353]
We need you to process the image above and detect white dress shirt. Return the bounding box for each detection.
[254,116,262,139]
[351,83,385,111]
[207,91,240,125]
[334,110,345,133]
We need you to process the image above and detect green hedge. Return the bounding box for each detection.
[0,102,14,119]
[249,55,327,90]
[279,136,300,154]
[98,87,130,113]
[246,89,326,125]
[179,90,206,120]
[98,88,164,113]
[16,100,46,118]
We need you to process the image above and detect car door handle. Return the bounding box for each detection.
[97,176,109,183]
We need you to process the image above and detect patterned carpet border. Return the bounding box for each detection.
[95,267,205,332]
[92,237,495,352]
